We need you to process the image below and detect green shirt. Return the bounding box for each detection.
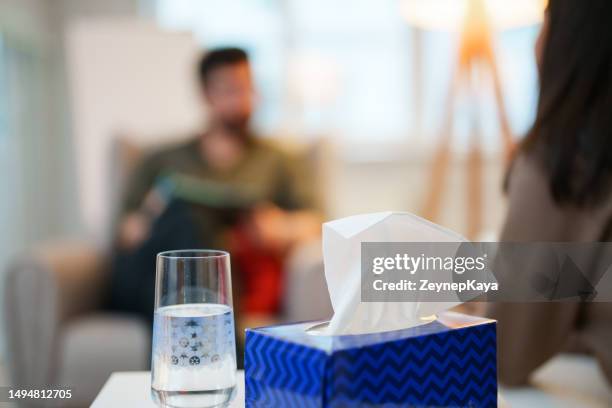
[122,136,317,217]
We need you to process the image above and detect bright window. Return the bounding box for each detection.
[155,0,539,146]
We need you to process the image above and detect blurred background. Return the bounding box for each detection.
[4,0,610,407]
[0,0,542,256]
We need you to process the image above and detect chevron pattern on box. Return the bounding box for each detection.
[327,323,497,407]
[245,330,327,407]
[245,322,497,407]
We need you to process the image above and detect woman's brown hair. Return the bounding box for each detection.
[521,0,612,206]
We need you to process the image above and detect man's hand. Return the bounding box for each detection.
[248,204,291,252]
[248,204,321,253]
[117,188,169,250]
[117,212,151,250]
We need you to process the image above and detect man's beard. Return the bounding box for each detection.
[220,114,250,136]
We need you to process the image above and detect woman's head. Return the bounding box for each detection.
[524,0,612,206]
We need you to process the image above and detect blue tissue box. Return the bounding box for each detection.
[245,312,496,407]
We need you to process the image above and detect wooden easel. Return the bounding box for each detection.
[421,0,515,239]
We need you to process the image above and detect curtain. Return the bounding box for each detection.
[0,30,55,265]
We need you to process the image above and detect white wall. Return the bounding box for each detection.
[325,144,507,238]
[66,18,202,242]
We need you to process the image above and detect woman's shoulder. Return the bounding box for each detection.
[506,151,549,195]
[503,150,612,241]
[501,150,570,240]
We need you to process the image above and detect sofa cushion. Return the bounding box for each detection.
[58,314,149,406]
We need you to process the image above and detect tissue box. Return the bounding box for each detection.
[245,312,496,407]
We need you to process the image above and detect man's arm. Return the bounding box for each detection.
[115,154,162,249]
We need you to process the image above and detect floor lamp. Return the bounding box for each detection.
[401,0,545,238]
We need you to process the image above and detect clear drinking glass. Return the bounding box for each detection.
[151,250,236,408]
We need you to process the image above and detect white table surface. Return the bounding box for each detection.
[92,355,612,407]
[92,371,245,408]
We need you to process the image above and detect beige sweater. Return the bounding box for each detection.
[487,153,612,386]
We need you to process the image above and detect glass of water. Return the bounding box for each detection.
[151,250,236,408]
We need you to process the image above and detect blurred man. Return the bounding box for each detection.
[108,48,320,329]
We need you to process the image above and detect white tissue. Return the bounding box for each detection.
[322,211,466,335]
